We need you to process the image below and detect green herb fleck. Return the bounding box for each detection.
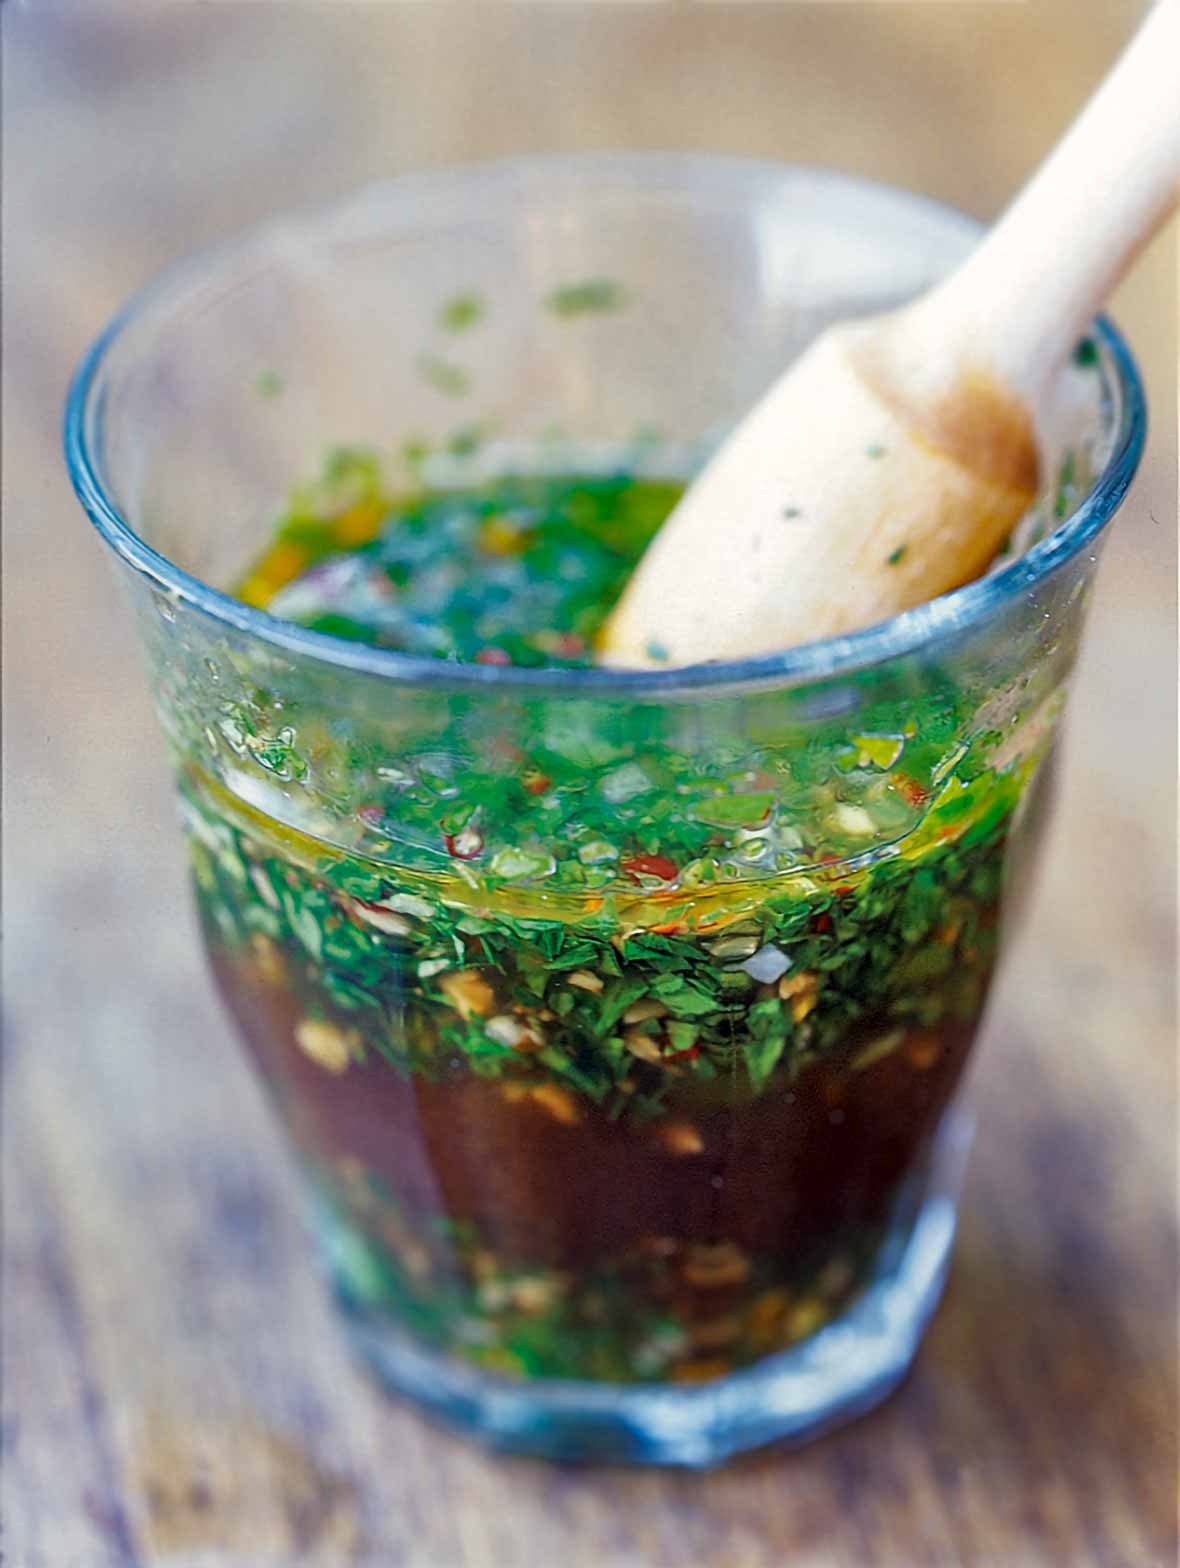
[418,356,471,398]
[886,544,907,566]
[399,436,430,471]
[852,733,905,770]
[1073,337,1098,369]
[690,793,775,829]
[547,278,626,318]
[256,369,283,398]
[866,444,887,459]
[1054,451,1076,520]
[446,426,483,459]
[438,292,485,333]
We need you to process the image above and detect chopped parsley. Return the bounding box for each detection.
[1073,336,1099,369]
[546,278,626,317]
[417,355,471,398]
[438,291,485,333]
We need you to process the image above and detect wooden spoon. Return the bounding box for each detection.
[599,0,1179,668]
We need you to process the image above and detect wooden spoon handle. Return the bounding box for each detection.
[599,5,1177,668]
[909,0,1180,408]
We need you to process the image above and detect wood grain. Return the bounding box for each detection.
[3,4,1175,1565]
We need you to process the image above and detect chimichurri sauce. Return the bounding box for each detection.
[184,457,1019,1383]
[238,466,681,667]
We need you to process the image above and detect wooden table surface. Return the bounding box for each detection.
[4,5,1175,1565]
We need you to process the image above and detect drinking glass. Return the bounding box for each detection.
[66,157,1145,1465]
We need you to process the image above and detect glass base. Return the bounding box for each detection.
[317,1111,971,1468]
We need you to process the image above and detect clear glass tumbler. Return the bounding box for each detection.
[66,157,1145,1465]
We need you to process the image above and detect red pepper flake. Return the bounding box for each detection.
[621,854,679,883]
[813,912,833,934]
[444,827,485,860]
[649,920,686,935]
[664,1044,702,1063]
[896,774,929,808]
[356,803,385,827]
[475,646,512,666]
[522,769,552,796]
[554,633,585,659]
[818,853,854,892]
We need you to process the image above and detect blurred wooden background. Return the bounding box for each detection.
[3,4,1175,1565]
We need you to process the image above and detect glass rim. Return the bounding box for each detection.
[63,152,1148,697]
